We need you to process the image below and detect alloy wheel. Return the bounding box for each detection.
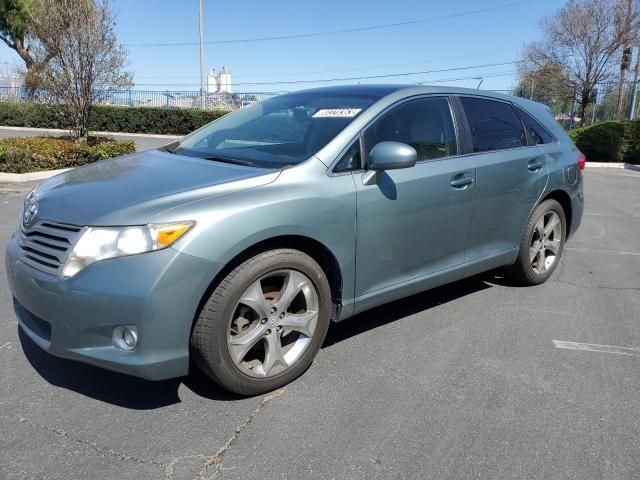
[227,269,319,378]
[529,211,562,275]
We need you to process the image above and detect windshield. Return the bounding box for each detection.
[174,91,379,168]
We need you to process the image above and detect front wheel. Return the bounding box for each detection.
[508,199,566,286]
[190,249,331,395]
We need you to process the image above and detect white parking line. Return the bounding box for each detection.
[553,340,640,356]
[565,247,640,256]
[584,212,640,218]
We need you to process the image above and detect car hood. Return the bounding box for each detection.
[30,150,281,225]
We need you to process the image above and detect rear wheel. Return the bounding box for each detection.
[191,249,331,395]
[508,199,566,285]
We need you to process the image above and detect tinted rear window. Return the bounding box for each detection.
[516,106,554,145]
[460,97,527,152]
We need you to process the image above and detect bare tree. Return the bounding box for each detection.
[30,0,132,139]
[521,0,640,125]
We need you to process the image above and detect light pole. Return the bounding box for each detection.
[198,0,206,109]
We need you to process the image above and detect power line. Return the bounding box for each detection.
[417,70,517,85]
[125,1,529,47]
[129,70,517,95]
[231,51,513,79]
[133,61,520,87]
[132,51,512,80]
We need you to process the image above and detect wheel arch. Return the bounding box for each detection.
[193,235,344,330]
[540,189,573,236]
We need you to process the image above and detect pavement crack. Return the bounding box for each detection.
[195,388,285,480]
[18,417,165,467]
[165,454,207,480]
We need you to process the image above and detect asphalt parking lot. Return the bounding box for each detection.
[1,168,639,480]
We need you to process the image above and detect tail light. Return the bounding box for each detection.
[577,152,586,170]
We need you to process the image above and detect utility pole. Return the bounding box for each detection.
[630,45,640,120]
[198,0,206,109]
[616,0,633,120]
[569,84,577,130]
[529,76,535,101]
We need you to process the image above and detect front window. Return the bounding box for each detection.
[174,92,379,168]
[362,97,458,166]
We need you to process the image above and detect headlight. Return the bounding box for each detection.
[61,221,195,278]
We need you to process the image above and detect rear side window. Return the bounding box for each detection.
[516,106,554,145]
[460,97,527,152]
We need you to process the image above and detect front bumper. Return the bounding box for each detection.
[5,234,221,380]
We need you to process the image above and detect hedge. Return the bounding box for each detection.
[0,137,136,173]
[569,120,640,164]
[0,102,229,135]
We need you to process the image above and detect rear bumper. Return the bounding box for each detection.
[5,234,220,380]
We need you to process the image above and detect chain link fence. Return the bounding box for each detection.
[491,81,640,129]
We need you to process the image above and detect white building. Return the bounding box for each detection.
[207,66,231,93]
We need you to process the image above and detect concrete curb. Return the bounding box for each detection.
[585,162,640,172]
[0,168,71,183]
[0,125,180,140]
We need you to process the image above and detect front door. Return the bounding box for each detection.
[354,96,476,307]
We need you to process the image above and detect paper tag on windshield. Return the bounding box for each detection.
[312,108,362,118]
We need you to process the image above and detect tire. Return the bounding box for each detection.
[508,199,566,286]
[191,248,332,396]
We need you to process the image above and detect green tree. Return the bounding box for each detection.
[516,62,573,116]
[0,0,54,90]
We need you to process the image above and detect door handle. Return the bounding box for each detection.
[450,173,474,189]
[527,157,544,172]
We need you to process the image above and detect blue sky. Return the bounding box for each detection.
[1,0,566,93]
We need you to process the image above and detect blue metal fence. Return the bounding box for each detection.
[0,86,280,110]
[0,83,634,127]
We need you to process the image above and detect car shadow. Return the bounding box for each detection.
[18,328,243,409]
[323,270,512,347]
[18,270,516,409]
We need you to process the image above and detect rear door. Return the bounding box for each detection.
[456,96,548,262]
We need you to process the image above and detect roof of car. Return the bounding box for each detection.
[294,84,527,103]
[293,84,409,97]
[292,84,548,115]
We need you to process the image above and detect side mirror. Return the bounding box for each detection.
[369,141,417,171]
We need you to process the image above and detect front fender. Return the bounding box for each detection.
[153,159,358,306]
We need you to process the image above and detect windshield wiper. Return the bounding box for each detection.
[203,156,259,167]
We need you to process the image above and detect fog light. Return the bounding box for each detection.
[112,326,138,351]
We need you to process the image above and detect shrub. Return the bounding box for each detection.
[88,105,229,134]
[569,121,627,163]
[623,121,640,164]
[0,137,136,173]
[0,102,70,129]
[0,102,229,135]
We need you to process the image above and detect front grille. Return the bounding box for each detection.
[16,220,84,275]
